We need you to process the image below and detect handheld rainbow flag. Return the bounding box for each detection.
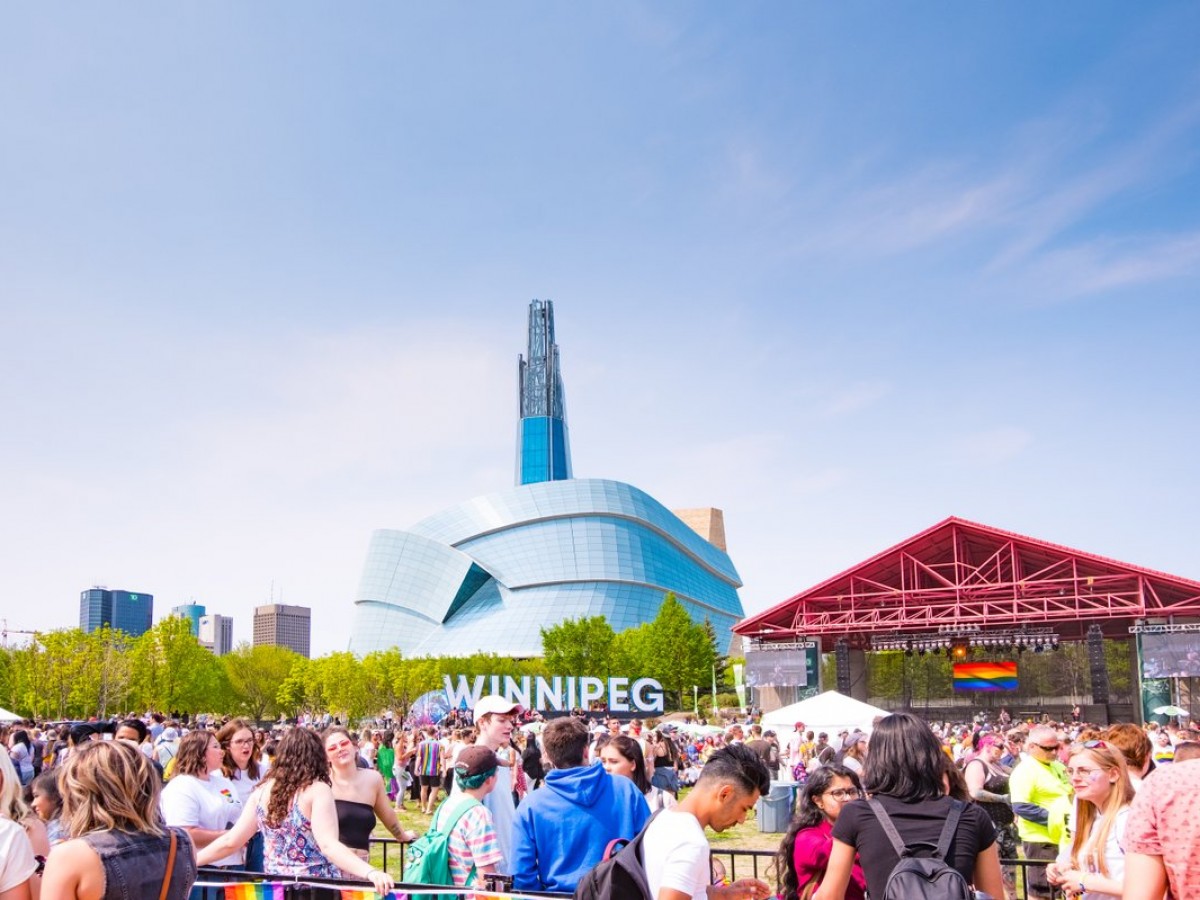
[953,661,1018,691]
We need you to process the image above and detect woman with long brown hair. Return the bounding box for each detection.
[196,728,393,895]
[41,740,196,899]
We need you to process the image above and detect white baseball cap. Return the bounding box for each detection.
[473,695,521,718]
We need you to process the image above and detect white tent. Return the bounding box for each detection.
[0,707,24,723]
[761,690,889,735]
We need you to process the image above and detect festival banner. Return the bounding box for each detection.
[223,885,285,900]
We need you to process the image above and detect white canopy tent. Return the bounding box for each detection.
[761,690,890,735]
[0,707,24,723]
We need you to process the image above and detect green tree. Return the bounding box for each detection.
[223,643,299,722]
[639,593,716,710]
[540,616,615,676]
[131,616,225,713]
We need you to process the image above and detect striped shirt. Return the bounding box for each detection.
[417,739,442,777]
[449,803,503,887]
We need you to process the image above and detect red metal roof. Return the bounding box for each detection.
[735,516,1200,646]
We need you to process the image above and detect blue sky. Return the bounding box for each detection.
[2,3,1198,656]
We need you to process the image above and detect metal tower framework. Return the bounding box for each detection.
[518,299,567,420]
[736,517,1200,649]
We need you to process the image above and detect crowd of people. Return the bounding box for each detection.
[2,705,1199,899]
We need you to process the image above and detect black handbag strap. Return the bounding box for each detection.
[866,797,963,862]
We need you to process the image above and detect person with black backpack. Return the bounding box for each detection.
[812,713,1004,900]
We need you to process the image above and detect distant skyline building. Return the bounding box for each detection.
[349,300,745,658]
[516,299,572,485]
[199,614,233,656]
[171,603,206,636]
[253,603,310,657]
[79,587,153,637]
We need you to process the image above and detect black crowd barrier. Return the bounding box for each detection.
[202,848,1062,899]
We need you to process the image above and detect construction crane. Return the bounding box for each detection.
[1,619,37,648]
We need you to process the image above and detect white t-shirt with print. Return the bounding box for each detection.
[162,772,244,866]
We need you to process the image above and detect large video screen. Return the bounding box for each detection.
[1140,633,1200,679]
[745,648,812,688]
[953,661,1018,692]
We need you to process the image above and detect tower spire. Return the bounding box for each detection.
[517,299,572,484]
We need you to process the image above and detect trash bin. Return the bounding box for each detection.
[755,781,795,833]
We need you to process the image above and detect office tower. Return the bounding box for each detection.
[253,604,310,658]
[171,603,206,636]
[79,587,154,637]
[198,614,233,656]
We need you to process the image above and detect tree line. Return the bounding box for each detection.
[0,593,728,722]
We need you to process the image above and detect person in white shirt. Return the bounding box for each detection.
[643,743,773,900]
[161,731,243,868]
[456,695,520,874]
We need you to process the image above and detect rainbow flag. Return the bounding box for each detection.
[338,891,407,900]
[953,661,1018,691]
[223,885,285,900]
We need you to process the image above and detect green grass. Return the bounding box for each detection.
[368,785,785,878]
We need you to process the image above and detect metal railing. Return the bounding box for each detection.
[195,868,570,899]
[710,849,1063,900]
[213,847,1062,900]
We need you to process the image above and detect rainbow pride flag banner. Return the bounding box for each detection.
[337,891,406,900]
[223,885,285,900]
[953,661,1018,691]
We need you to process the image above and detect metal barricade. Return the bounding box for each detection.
[708,850,1063,900]
[195,868,572,899]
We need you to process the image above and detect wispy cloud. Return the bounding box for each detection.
[783,91,1200,300]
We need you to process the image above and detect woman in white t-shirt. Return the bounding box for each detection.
[1047,741,1134,900]
[161,731,243,868]
[0,815,39,900]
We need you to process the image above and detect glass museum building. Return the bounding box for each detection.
[348,301,744,658]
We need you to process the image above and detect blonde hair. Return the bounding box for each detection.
[0,751,32,822]
[59,740,166,837]
[1066,743,1134,876]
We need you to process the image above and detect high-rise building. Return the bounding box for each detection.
[516,299,572,485]
[253,604,310,658]
[198,614,233,656]
[79,587,154,637]
[349,301,745,658]
[171,603,206,636]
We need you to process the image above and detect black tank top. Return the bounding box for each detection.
[334,799,376,851]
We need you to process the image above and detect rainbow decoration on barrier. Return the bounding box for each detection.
[223,885,285,900]
[953,661,1018,691]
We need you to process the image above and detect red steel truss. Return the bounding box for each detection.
[736,517,1200,648]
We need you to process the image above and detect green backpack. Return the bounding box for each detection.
[404,796,482,897]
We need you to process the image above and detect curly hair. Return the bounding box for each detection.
[58,740,165,837]
[1102,723,1152,774]
[264,728,331,828]
[217,718,261,781]
[775,765,862,900]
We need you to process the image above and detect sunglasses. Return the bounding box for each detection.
[1035,743,1061,752]
[1080,739,1109,750]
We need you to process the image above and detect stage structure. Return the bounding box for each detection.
[735,517,1200,722]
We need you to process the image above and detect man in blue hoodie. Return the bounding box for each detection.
[511,715,651,893]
